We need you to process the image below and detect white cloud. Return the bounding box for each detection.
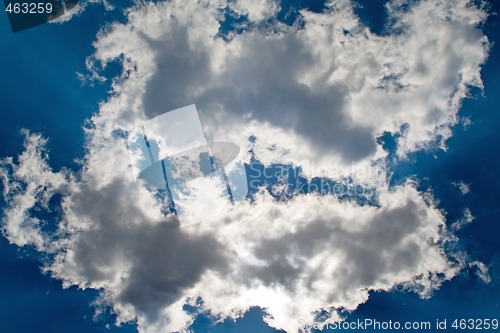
[470,261,492,284]
[453,181,471,195]
[189,186,458,332]
[89,0,489,181]
[0,131,72,250]
[451,207,475,231]
[0,0,491,332]
[229,0,279,22]
[1,136,458,332]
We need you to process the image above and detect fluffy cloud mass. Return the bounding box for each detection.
[0,0,490,332]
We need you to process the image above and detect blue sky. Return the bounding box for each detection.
[0,4,136,332]
[0,1,499,332]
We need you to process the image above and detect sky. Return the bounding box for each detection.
[0,0,499,332]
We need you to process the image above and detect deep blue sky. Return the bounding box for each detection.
[0,2,138,332]
[0,1,499,332]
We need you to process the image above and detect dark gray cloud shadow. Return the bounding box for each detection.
[66,178,228,321]
[140,24,376,163]
[241,200,430,301]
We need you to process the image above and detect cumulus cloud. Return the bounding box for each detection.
[229,0,279,22]
[1,134,457,332]
[0,131,72,250]
[0,0,492,332]
[91,0,489,179]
